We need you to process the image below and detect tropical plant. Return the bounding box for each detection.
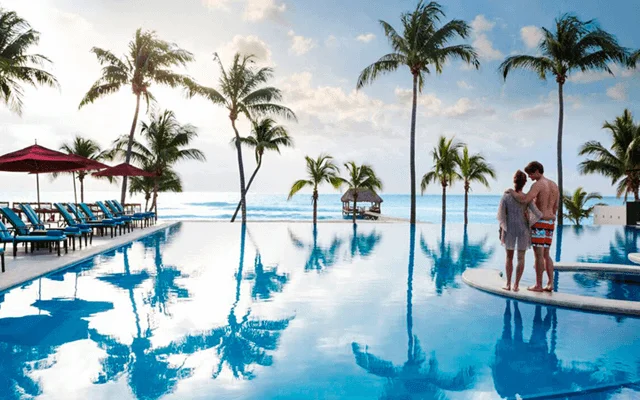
[57,136,109,202]
[562,187,603,226]
[356,1,479,225]
[0,9,58,115]
[129,167,182,212]
[457,146,495,225]
[342,161,383,224]
[230,118,293,222]
[421,136,464,225]
[79,28,197,204]
[187,53,296,224]
[499,14,628,225]
[288,154,343,224]
[578,109,640,200]
[112,109,205,215]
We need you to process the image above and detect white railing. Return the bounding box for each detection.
[592,205,626,225]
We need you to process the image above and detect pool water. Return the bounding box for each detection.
[1,222,639,399]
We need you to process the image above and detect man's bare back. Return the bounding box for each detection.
[531,177,559,220]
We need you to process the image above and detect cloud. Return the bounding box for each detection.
[457,80,473,90]
[512,103,554,120]
[442,98,496,118]
[394,88,494,118]
[201,0,235,10]
[570,64,636,83]
[243,0,287,22]
[356,33,376,43]
[473,34,503,61]
[288,30,315,55]
[520,26,543,49]
[325,35,338,48]
[606,83,627,101]
[218,35,274,65]
[471,15,495,34]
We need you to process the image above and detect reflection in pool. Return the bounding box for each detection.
[0,222,639,399]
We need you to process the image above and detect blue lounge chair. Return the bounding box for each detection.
[0,220,67,257]
[1,206,81,251]
[112,200,155,225]
[79,203,124,236]
[67,203,116,238]
[105,200,146,228]
[21,203,87,249]
[96,201,131,233]
[52,203,94,245]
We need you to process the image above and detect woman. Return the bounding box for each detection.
[497,170,541,291]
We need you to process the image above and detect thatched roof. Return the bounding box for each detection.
[341,188,383,203]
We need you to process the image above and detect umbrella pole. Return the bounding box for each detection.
[72,172,78,205]
[36,173,41,209]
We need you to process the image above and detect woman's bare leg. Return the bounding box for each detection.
[513,250,526,292]
[504,249,514,290]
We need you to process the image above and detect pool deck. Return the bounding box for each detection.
[555,261,640,274]
[0,221,176,293]
[462,269,640,316]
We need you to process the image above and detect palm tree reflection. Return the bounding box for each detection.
[352,225,475,398]
[244,253,289,300]
[289,225,343,272]
[421,225,493,295]
[348,224,382,260]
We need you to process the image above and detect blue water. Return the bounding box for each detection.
[1,222,640,399]
[154,193,625,224]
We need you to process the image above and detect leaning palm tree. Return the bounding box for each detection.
[288,154,343,224]
[356,1,479,225]
[57,136,109,202]
[457,146,495,225]
[187,53,296,224]
[562,187,603,226]
[0,9,58,115]
[499,14,628,226]
[342,162,383,224]
[230,118,293,222]
[79,28,197,204]
[421,136,463,225]
[579,109,640,200]
[112,110,205,215]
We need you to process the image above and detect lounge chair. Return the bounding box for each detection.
[1,206,81,251]
[0,248,4,272]
[21,203,88,249]
[96,201,131,233]
[0,220,67,257]
[79,203,124,236]
[52,203,94,245]
[105,200,146,228]
[67,203,116,238]
[111,200,155,226]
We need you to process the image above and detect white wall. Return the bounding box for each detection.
[593,205,626,225]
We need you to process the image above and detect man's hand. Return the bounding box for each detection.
[510,191,526,202]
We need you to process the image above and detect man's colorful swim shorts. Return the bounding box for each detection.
[531,219,555,248]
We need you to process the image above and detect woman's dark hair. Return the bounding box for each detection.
[524,161,544,174]
[514,170,527,191]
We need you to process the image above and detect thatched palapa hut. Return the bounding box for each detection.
[341,189,383,219]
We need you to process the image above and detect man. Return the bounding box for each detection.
[508,161,559,293]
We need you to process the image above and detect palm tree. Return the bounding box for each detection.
[579,109,640,200]
[356,1,479,225]
[499,14,628,225]
[288,154,343,224]
[562,187,603,226]
[230,118,293,222]
[187,53,296,224]
[457,146,495,225]
[57,136,109,202]
[421,136,463,225]
[342,161,383,224]
[0,9,58,115]
[129,167,182,212]
[112,110,205,216]
[79,29,197,204]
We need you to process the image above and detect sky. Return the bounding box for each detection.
[1,0,639,198]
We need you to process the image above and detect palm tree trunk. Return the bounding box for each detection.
[409,73,418,225]
[406,224,415,361]
[231,118,247,224]
[352,193,358,224]
[312,189,318,225]
[557,82,564,226]
[231,154,262,222]
[152,178,159,220]
[464,183,469,225]
[121,93,142,205]
[441,184,446,226]
[79,175,85,203]
[144,194,150,212]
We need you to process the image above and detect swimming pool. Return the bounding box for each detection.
[1,222,639,399]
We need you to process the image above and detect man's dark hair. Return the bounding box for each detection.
[514,170,527,191]
[524,161,544,174]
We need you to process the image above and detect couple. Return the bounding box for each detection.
[497,161,559,292]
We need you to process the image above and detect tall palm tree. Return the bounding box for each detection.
[579,109,640,200]
[288,154,343,224]
[112,110,205,216]
[57,136,109,202]
[129,167,182,212]
[421,136,463,225]
[187,53,296,224]
[356,1,479,225]
[342,161,383,224]
[562,187,603,226]
[0,9,58,115]
[457,146,495,225]
[230,118,293,222]
[499,14,628,225]
[79,29,197,204]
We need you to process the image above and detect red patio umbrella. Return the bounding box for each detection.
[92,163,156,177]
[0,144,109,207]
